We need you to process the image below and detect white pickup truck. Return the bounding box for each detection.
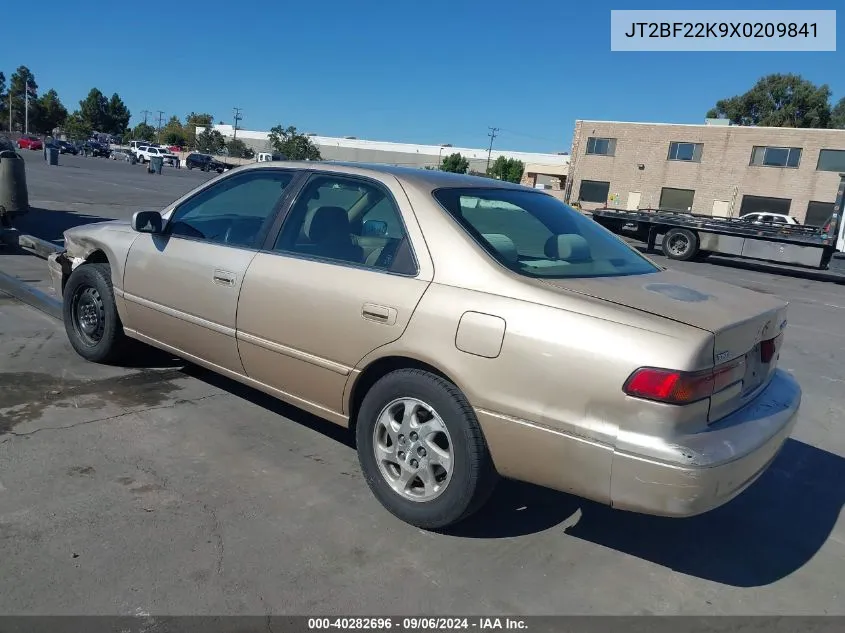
[134,145,178,165]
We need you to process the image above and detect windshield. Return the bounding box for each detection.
[432,187,660,279]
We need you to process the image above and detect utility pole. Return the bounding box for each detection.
[140,109,151,126]
[486,127,499,173]
[232,107,243,140]
[24,81,29,135]
[156,110,165,143]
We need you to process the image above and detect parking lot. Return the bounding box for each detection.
[1,151,843,615]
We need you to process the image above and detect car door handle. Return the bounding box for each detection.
[212,269,236,286]
[362,303,397,325]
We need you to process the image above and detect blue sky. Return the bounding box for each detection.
[3,0,843,152]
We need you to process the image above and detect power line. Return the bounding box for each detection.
[485,127,499,172]
[232,107,243,140]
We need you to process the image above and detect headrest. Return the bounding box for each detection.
[306,206,349,243]
[544,233,592,262]
[482,233,518,264]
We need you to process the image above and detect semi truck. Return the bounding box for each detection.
[589,173,845,276]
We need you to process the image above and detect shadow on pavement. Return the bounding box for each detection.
[454,439,843,588]
[181,363,356,449]
[11,207,112,244]
[171,363,844,588]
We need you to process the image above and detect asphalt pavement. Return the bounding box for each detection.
[0,150,843,616]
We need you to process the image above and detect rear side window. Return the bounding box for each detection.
[432,188,660,279]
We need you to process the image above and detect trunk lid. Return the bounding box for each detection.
[539,269,788,421]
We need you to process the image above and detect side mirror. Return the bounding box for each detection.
[362,219,388,237]
[131,210,164,234]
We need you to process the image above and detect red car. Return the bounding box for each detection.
[17,135,43,150]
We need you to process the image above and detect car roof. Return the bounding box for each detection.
[233,161,530,193]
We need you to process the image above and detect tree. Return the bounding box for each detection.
[267,125,321,160]
[226,138,253,158]
[63,111,91,141]
[185,112,214,148]
[32,89,68,135]
[130,122,156,142]
[106,93,131,135]
[487,156,524,183]
[9,66,37,132]
[831,97,845,129]
[196,127,225,154]
[440,152,469,174]
[706,74,831,128]
[161,115,186,146]
[79,88,109,132]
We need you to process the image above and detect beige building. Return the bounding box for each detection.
[565,120,845,226]
[520,162,569,201]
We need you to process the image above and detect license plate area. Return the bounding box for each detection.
[741,343,765,398]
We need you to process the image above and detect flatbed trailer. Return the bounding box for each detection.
[589,174,845,276]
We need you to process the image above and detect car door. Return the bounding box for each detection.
[236,171,433,417]
[122,168,300,373]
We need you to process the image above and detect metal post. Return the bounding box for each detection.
[24,82,29,134]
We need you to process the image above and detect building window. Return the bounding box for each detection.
[585,137,616,156]
[750,146,802,168]
[806,201,835,226]
[739,194,791,217]
[578,180,610,204]
[816,149,845,172]
[659,187,695,212]
[667,142,703,162]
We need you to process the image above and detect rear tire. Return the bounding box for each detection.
[661,227,699,261]
[356,369,498,530]
[63,263,130,364]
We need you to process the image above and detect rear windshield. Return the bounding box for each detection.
[432,187,660,279]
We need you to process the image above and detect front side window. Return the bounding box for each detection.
[274,174,414,273]
[167,169,295,248]
[432,187,659,279]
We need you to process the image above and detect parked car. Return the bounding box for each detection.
[57,140,79,155]
[185,152,228,172]
[17,135,43,150]
[83,141,111,158]
[110,148,133,162]
[135,145,178,165]
[47,163,801,530]
[741,212,801,226]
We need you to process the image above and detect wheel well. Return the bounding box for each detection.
[61,250,110,294]
[348,356,452,432]
[85,250,109,264]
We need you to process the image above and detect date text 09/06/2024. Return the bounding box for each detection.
[624,22,817,39]
[307,617,528,631]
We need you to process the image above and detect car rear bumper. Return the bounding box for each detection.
[609,368,801,517]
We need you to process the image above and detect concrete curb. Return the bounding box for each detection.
[0,269,62,320]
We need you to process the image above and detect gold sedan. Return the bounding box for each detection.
[48,162,801,529]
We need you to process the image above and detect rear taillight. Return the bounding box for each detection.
[623,357,746,405]
[760,334,781,364]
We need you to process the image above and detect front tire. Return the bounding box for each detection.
[356,369,498,529]
[63,263,129,364]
